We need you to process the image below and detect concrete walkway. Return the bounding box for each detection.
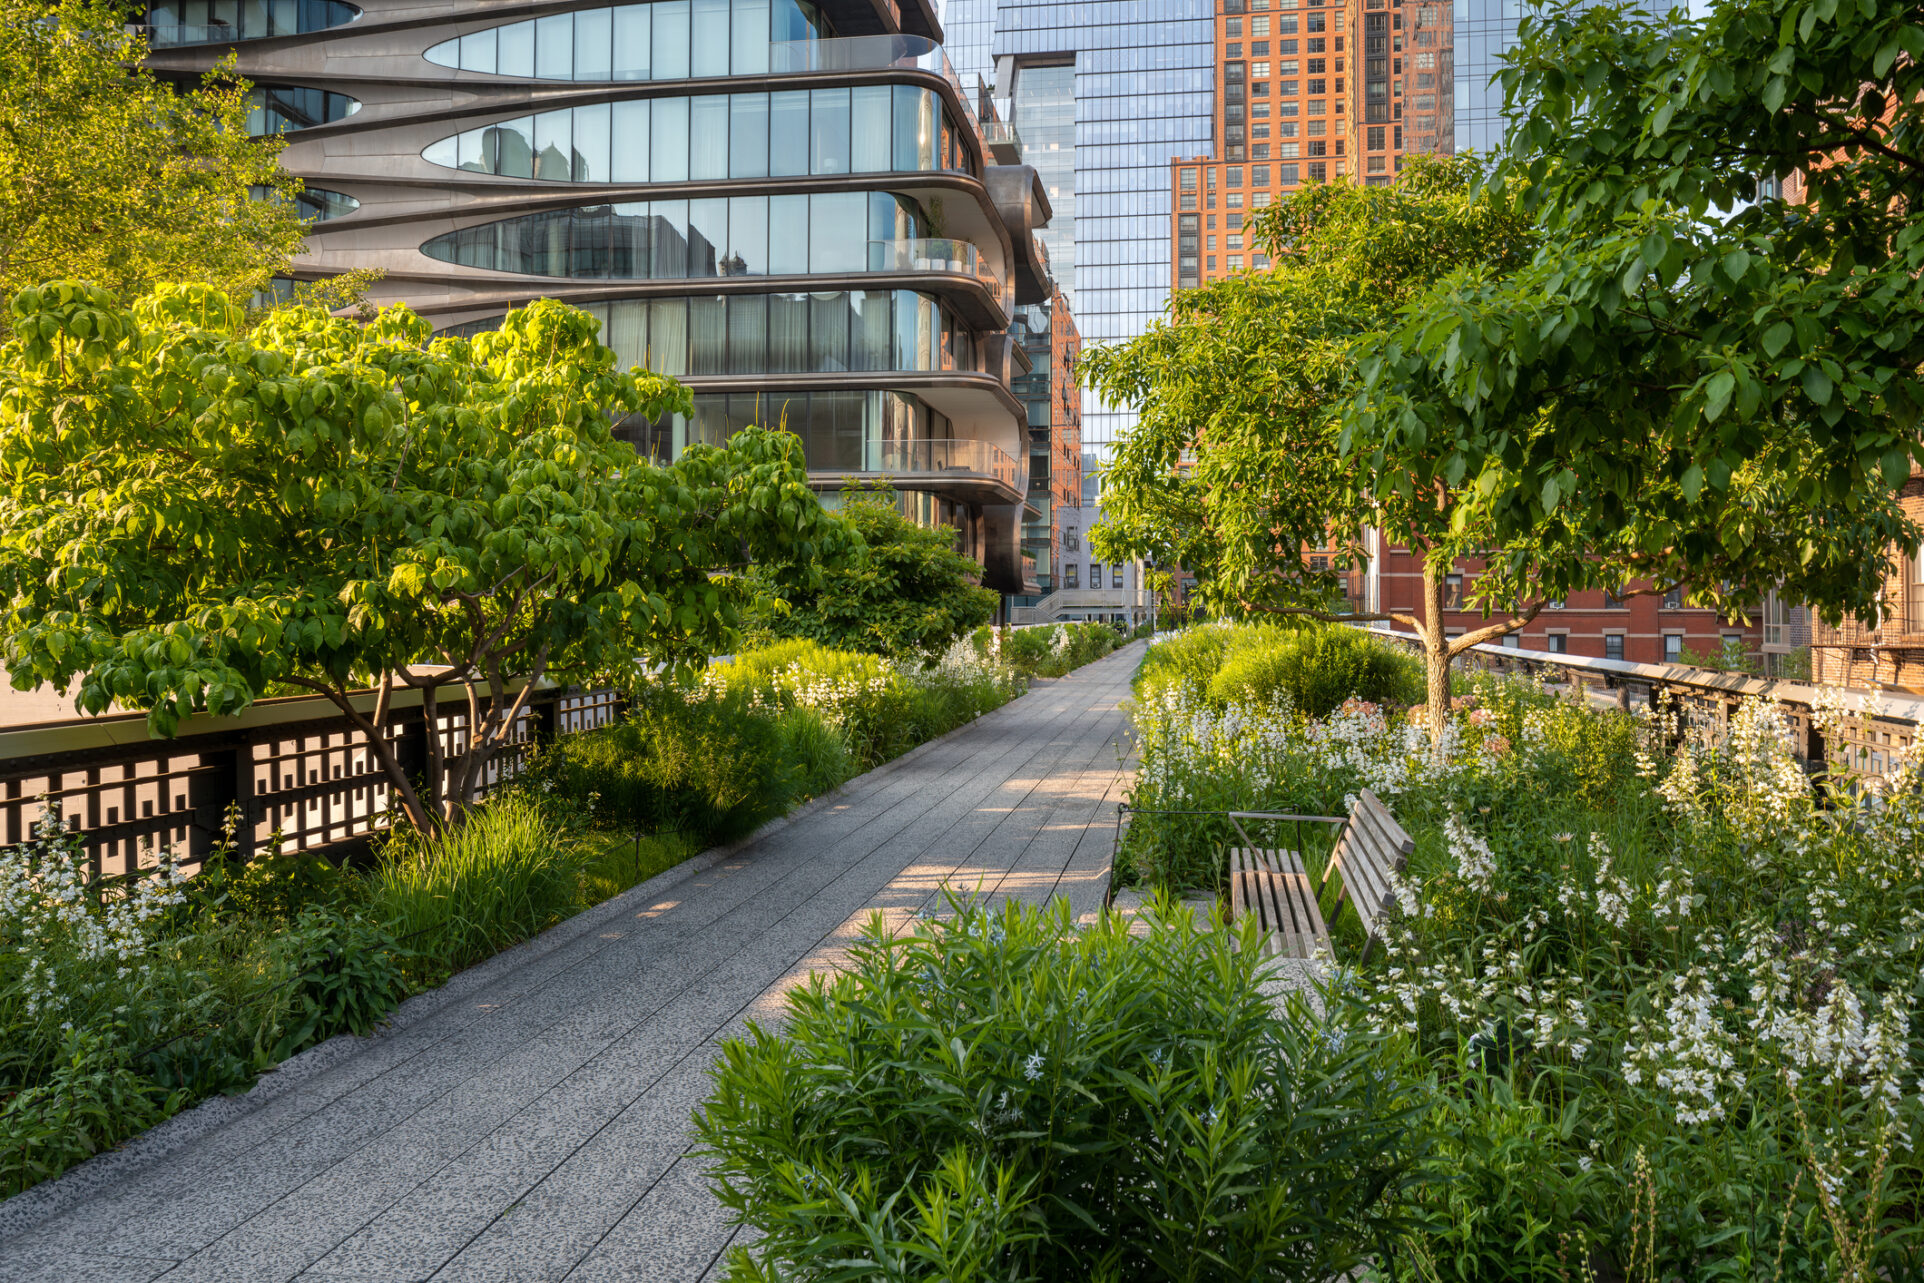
[0,643,1144,1283]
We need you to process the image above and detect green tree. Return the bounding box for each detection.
[746,484,998,657]
[0,0,308,330]
[1082,157,1546,732]
[1351,0,1922,659]
[0,282,843,829]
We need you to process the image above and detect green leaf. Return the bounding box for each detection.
[1760,321,1794,358]
[1703,371,1735,421]
[1681,462,1705,502]
[1802,364,1833,406]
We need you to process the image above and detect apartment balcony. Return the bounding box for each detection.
[813,438,1021,504]
[982,120,1024,165]
[869,239,1003,304]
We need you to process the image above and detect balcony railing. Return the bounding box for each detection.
[825,438,1020,493]
[868,239,1003,301]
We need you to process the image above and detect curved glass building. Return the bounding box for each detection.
[144,0,1072,597]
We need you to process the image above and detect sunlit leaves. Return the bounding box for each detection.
[0,286,839,766]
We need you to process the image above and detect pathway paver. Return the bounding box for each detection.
[0,644,1144,1283]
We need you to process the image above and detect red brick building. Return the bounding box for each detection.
[1362,541,1768,666]
[1811,470,1924,691]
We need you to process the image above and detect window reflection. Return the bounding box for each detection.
[421,91,975,182]
[439,290,975,380]
[420,193,933,280]
[244,85,360,135]
[146,0,358,45]
[424,0,827,79]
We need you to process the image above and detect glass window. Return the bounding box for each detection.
[769,91,809,177]
[612,5,650,80]
[850,290,892,371]
[727,294,767,374]
[574,8,612,79]
[611,99,650,180]
[533,109,572,181]
[727,195,767,274]
[647,298,688,375]
[810,292,848,372]
[491,116,535,177]
[572,101,610,181]
[768,194,807,274]
[891,85,922,172]
[810,87,850,175]
[497,20,534,76]
[535,13,573,78]
[729,93,768,177]
[1663,634,1682,662]
[687,197,727,275]
[1604,634,1625,662]
[459,26,496,74]
[651,97,689,181]
[652,0,690,80]
[690,296,727,375]
[850,84,891,172]
[731,0,769,74]
[651,199,688,277]
[691,0,729,78]
[1112,565,1125,589]
[808,192,863,273]
[690,94,729,179]
[768,293,809,372]
[1547,633,1569,654]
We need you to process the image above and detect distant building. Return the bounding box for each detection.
[144,0,1073,602]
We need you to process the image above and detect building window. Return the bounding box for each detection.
[1443,573,1463,609]
[1065,563,1078,588]
[1113,564,1125,588]
[1090,563,1101,587]
[1604,591,1625,609]
[1499,634,1521,650]
[1662,587,1683,610]
[1604,634,1625,662]
[1252,166,1270,185]
[1547,633,1568,654]
[1663,634,1682,662]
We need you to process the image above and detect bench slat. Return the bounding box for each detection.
[1325,792,1416,962]
[1229,848,1329,960]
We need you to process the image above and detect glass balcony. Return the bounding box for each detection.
[868,239,1002,301]
[837,438,1020,493]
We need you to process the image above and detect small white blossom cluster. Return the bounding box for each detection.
[1442,810,1496,893]
[1623,967,1745,1125]
[0,807,185,1018]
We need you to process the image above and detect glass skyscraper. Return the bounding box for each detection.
[1452,0,1677,154]
[945,0,1215,472]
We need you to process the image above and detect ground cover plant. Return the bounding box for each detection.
[696,898,1425,1283]
[1122,623,1924,1279]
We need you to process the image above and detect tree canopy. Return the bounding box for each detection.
[0,0,308,332]
[1352,0,1923,629]
[745,484,998,657]
[0,283,842,827]
[1082,156,1546,726]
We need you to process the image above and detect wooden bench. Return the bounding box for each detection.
[1228,789,1416,963]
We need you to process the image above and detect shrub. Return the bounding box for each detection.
[365,796,584,978]
[268,908,410,1061]
[1205,625,1422,718]
[696,898,1424,1283]
[0,1031,174,1197]
[978,622,1121,678]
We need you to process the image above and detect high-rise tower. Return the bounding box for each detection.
[144,0,1074,601]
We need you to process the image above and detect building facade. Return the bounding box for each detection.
[146,0,1076,600]
[939,0,1213,625]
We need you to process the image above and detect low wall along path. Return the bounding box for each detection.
[0,642,1146,1283]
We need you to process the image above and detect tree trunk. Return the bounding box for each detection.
[1421,559,1452,748]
